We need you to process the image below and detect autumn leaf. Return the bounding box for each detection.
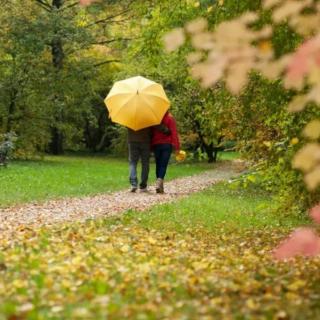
[310,204,320,224]
[303,120,320,139]
[163,28,185,52]
[292,143,320,172]
[272,0,312,23]
[185,18,208,34]
[273,227,320,260]
[285,35,320,89]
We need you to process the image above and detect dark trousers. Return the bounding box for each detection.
[128,142,150,188]
[154,144,172,179]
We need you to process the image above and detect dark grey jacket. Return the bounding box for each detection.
[127,128,152,143]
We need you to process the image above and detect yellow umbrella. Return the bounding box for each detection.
[104,76,170,131]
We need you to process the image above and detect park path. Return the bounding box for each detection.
[0,161,243,233]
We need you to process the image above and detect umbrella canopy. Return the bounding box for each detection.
[104,76,170,131]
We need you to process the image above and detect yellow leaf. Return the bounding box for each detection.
[303,120,320,139]
[258,40,272,54]
[246,298,258,310]
[287,280,306,291]
[120,244,130,253]
[186,18,208,34]
[210,297,223,305]
[226,62,251,94]
[163,28,185,52]
[307,85,320,104]
[273,1,310,23]
[288,95,308,112]
[12,279,25,289]
[304,166,320,190]
[191,32,214,50]
[275,310,288,318]
[186,52,202,65]
[290,137,299,145]
[147,237,157,244]
[18,303,34,313]
[292,143,320,172]
[263,141,272,148]
[263,0,281,9]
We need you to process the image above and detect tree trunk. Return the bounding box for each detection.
[6,88,18,133]
[201,142,215,163]
[49,0,65,154]
[49,127,64,155]
[193,119,216,163]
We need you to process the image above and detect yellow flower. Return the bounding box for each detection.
[290,137,299,145]
[176,150,187,162]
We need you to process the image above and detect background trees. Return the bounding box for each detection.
[164,0,320,214]
[0,0,133,155]
[2,0,320,214]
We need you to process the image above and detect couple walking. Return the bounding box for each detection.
[128,111,180,194]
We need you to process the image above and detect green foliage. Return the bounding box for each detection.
[0,0,128,155]
[109,126,128,157]
[0,132,17,166]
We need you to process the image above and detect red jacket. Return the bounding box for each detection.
[151,112,180,150]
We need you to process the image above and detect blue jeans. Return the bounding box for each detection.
[128,142,150,188]
[154,144,172,179]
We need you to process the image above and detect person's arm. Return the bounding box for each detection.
[168,116,180,152]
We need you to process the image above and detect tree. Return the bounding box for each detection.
[0,0,134,155]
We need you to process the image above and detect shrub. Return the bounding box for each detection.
[0,132,17,167]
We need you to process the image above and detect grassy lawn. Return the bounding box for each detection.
[1,183,318,319]
[0,153,218,207]
[123,183,306,232]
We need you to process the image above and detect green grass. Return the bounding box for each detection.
[217,150,239,161]
[0,154,217,207]
[120,183,308,232]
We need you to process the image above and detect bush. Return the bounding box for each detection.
[109,126,128,157]
[0,132,17,167]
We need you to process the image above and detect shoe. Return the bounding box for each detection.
[155,178,164,194]
[130,186,137,193]
[139,188,148,193]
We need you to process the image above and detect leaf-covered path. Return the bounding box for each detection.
[0,161,240,233]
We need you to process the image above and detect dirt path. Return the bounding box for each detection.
[0,161,243,232]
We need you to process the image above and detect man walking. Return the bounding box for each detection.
[128,127,152,192]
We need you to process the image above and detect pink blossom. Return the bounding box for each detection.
[286,35,320,84]
[273,227,320,260]
[310,205,320,224]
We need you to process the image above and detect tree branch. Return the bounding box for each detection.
[93,37,135,45]
[60,1,78,11]
[85,3,134,28]
[34,0,52,11]
[94,59,120,68]
[65,36,136,55]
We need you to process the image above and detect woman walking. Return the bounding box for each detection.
[152,111,180,193]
